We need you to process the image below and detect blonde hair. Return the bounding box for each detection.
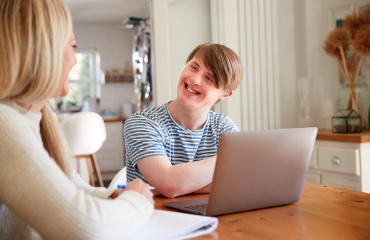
[0,0,73,176]
[186,43,244,92]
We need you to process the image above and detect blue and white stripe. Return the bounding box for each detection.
[124,103,239,183]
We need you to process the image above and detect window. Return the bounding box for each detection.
[63,48,101,108]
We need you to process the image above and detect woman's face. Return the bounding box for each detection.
[52,31,77,98]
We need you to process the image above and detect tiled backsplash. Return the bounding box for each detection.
[100,83,134,118]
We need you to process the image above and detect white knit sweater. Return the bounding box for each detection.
[0,100,153,240]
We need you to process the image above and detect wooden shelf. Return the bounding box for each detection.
[317,129,370,143]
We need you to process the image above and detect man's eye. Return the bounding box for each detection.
[206,76,212,81]
[191,66,197,70]
[73,45,77,48]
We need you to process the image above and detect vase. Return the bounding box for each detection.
[338,76,370,128]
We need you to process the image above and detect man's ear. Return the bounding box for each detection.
[219,91,233,100]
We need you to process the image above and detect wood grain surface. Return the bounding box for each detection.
[154,183,370,240]
[317,129,370,143]
[103,118,126,123]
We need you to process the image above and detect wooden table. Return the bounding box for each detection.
[154,183,370,239]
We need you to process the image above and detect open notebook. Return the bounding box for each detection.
[126,210,218,240]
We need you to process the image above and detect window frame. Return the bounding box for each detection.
[69,47,102,100]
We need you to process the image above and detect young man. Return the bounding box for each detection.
[124,43,243,198]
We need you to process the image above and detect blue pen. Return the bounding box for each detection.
[117,184,155,190]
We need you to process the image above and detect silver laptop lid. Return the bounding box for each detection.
[206,127,317,216]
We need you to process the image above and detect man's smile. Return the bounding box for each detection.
[185,83,199,94]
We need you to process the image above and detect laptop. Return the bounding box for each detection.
[161,127,318,216]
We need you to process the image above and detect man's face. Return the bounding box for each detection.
[176,56,231,111]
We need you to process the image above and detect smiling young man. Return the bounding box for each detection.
[124,43,243,198]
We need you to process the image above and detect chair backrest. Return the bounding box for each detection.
[61,112,107,155]
[108,166,127,189]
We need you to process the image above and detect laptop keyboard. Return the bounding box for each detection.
[184,204,208,212]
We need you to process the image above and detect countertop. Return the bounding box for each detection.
[103,118,126,123]
[317,129,370,143]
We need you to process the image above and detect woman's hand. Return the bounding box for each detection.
[108,179,154,205]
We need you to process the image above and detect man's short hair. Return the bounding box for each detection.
[185,43,243,92]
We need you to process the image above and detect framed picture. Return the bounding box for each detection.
[328,3,354,84]
[328,3,354,30]
[359,4,370,67]
[359,4,370,16]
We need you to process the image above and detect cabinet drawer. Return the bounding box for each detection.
[318,147,360,176]
[305,172,320,183]
[105,122,123,134]
[99,136,122,151]
[322,175,361,191]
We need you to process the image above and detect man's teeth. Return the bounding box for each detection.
[186,86,198,94]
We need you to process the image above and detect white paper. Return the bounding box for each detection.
[126,210,218,240]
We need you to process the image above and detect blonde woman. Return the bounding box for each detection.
[0,0,154,239]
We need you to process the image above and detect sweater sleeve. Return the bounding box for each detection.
[70,170,118,199]
[0,107,153,240]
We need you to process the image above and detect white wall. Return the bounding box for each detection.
[212,0,281,131]
[152,0,212,106]
[73,22,135,117]
[277,0,298,129]
[100,83,134,117]
[168,0,211,99]
[73,22,133,71]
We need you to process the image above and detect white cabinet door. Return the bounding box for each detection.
[305,172,321,183]
[305,140,369,193]
[321,175,361,191]
[318,146,360,176]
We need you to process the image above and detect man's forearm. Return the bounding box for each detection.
[138,155,217,198]
[159,156,216,197]
[192,183,212,194]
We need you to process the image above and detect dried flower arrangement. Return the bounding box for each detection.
[323,12,370,128]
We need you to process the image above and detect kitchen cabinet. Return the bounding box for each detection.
[305,129,370,193]
[95,119,126,181]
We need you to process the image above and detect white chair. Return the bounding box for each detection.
[61,112,106,187]
[108,166,127,189]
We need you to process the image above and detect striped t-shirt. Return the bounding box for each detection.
[124,103,239,183]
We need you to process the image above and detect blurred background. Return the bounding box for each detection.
[60,0,370,191]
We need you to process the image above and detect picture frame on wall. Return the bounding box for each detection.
[328,3,354,30]
[359,4,370,67]
[359,4,370,16]
[328,3,354,84]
